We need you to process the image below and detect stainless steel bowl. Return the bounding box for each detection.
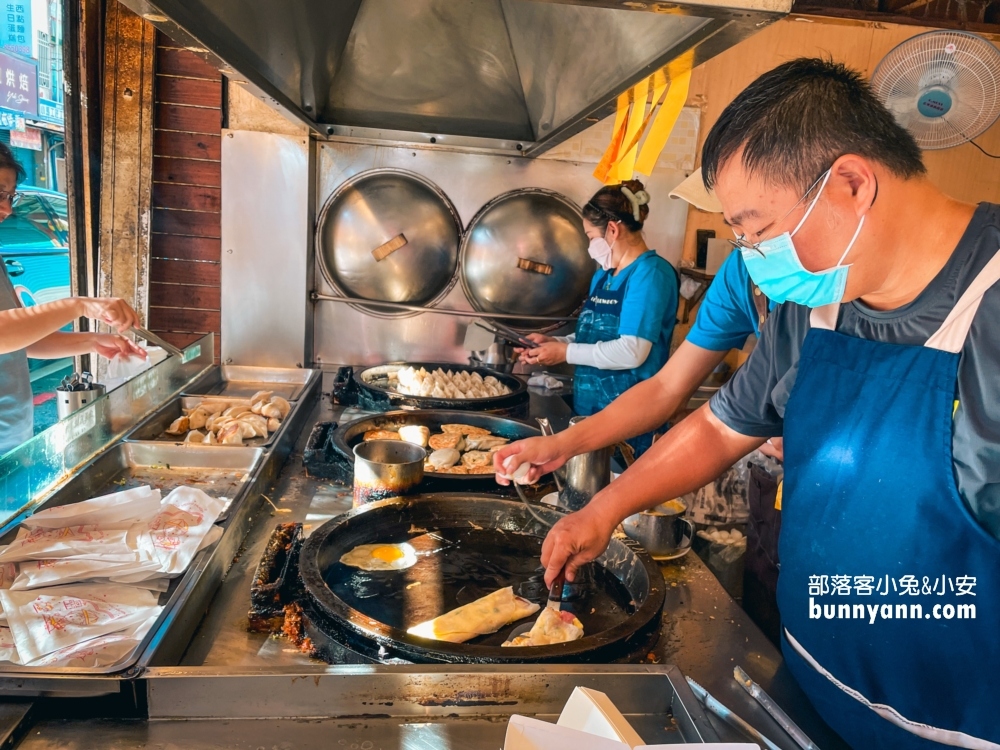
[622,501,695,558]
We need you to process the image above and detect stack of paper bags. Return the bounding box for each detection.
[0,484,227,668]
[504,687,757,750]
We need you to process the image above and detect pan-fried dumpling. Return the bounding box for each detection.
[398,425,430,448]
[428,448,461,469]
[483,375,499,386]
[184,430,205,443]
[165,416,190,435]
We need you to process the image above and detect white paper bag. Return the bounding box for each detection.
[117,487,227,582]
[0,584,161,663]
[27,611,159,668]
[0,627,19,664]
[0,526,134,563]
[11,556,160,590]
[22,486,162,529]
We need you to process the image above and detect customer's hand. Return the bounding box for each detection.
[91,333,147,361]
[75,297,141,333]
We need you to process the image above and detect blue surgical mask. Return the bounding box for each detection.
[739,171,866,308]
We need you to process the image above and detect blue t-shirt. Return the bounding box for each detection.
[687,249,774,351]
[584,250,679,383]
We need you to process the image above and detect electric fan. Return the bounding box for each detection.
[871,30,1000,150]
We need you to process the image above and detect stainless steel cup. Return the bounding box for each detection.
[622,499,695,558]
[352,440,426,508]
[56,385,106,421]
[554,415,612,511]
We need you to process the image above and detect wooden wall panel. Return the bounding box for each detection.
[96,3,156,383]
[148,31,223,361]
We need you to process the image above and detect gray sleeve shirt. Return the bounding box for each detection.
[711,202,1000,541]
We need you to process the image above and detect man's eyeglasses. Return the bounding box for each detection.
[0,190,21,207]
[727,169,831,256]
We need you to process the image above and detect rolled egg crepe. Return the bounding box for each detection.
[406,586,540,643]
[502,606,584,647]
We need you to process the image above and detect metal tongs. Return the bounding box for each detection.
[734,666,819,750]
[58,371,95,392]
[131,325,184,358]
[475,319,536,349]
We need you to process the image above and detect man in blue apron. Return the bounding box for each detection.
[530,58,1000,748]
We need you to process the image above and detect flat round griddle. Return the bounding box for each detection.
[299,495,664,663]
[332,410,540,486]
[350,362,529,415]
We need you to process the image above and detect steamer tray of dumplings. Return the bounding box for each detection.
[294,495,665,664]
[333,362,529,417]
[304,410,545,492]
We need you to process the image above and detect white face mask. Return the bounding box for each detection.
[587,227,616,270]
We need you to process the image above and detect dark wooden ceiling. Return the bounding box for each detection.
[791,0,1000,35]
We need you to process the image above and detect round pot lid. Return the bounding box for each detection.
[460,189,593,320]
[317,169,462,316]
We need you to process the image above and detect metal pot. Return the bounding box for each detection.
[541,416,612,512]
[352,440,426,508]
[469,341,516,374]
[622,500,695,558]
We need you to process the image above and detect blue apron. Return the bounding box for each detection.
[573,260,670,457]
[778,252,1000,749]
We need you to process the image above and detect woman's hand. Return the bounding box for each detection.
[520,341,568,367]
[541,503,618,586]
[75,297,142,333]
[493,434,571,486]
[91,333,147,361]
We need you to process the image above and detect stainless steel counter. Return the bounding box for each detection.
[10,373,850,749]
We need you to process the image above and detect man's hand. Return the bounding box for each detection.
[759,437,784,462]
[75,297,141,333]
[541,503,618,587]
[91,334,147,361]
[493,434,570,486]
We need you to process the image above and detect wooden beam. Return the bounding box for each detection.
[97,2,157,376]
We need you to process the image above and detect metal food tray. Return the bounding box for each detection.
[184,365,316,402]
[0,441,261,679]
[128,397,278,448]
[135,664,722,745]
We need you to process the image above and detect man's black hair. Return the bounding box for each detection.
[0,141,25,183]
[701,58,925,193]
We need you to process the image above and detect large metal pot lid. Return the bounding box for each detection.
[317,169,462,317]
[461,188,593,321]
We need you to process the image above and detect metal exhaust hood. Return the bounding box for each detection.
[121,0,790,155]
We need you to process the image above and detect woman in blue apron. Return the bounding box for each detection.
[520,179,679,457]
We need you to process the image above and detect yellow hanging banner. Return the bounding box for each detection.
[614,74,670,178]
[593,90,631,184]
[614,75,649,183]
[635,54,694,177]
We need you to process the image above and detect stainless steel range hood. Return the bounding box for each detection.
[121,0,790,155]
